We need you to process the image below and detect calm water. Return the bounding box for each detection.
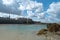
[0,24,47,40]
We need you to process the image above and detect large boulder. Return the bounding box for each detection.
[47,23,60,32]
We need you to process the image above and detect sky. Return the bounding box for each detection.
[0,0,60,23]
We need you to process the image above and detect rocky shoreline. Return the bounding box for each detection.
[37,23,60,40]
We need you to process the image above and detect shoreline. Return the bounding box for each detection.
[0,24,46,25]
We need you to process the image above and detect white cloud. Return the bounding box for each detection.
[26,1,43,11]
[2,0,14,5]
[18,5,26,10]
[18,0,43,10]
[0,12,9,17]
[35,3,43,13]
[47,2,60,14]
[26,4,32,10]
[0,12,20,19]
[27,10,36,17]
[37,12,45,19]
[18,0,43,20]
[46,2,60,23]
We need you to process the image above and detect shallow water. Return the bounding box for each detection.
[0,24,47,40]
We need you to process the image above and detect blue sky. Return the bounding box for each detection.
[0,0,60,23]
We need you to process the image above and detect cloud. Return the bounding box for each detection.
[18,4,26,10]
[2,0,14,6]
[0,0,21,15]
[17,0,44,21]
[37,12,46,19]
[46,2,60,23]
[26,1,43,11]
[0,12,20,18]
[1,0,43,19]
[33,2,60,23]
[27,10,36,18]
[18,0,43,10]
[18,0,43,17]
[0,12,9,17]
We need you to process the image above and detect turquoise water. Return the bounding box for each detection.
[0,24,47,40]
[0,24,47,31]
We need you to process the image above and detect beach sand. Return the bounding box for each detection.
[0,29,46,40]
[0,30,60,40]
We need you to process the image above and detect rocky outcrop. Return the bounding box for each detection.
[37,23,60,36]
[37,29,48,35]
[47,23,60,32]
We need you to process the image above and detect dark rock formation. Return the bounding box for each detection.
[37,29,48,35]
[37,23,60,36]
[47,23,60,32]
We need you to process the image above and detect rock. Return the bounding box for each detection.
[37,29,48,35]
[47,23,60,32]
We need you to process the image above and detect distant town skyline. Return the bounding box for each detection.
[0,0,60,23]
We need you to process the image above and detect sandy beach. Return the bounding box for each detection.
[0,30,60,40]
[0,30,45,40]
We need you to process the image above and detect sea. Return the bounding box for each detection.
[0,24,47,40]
